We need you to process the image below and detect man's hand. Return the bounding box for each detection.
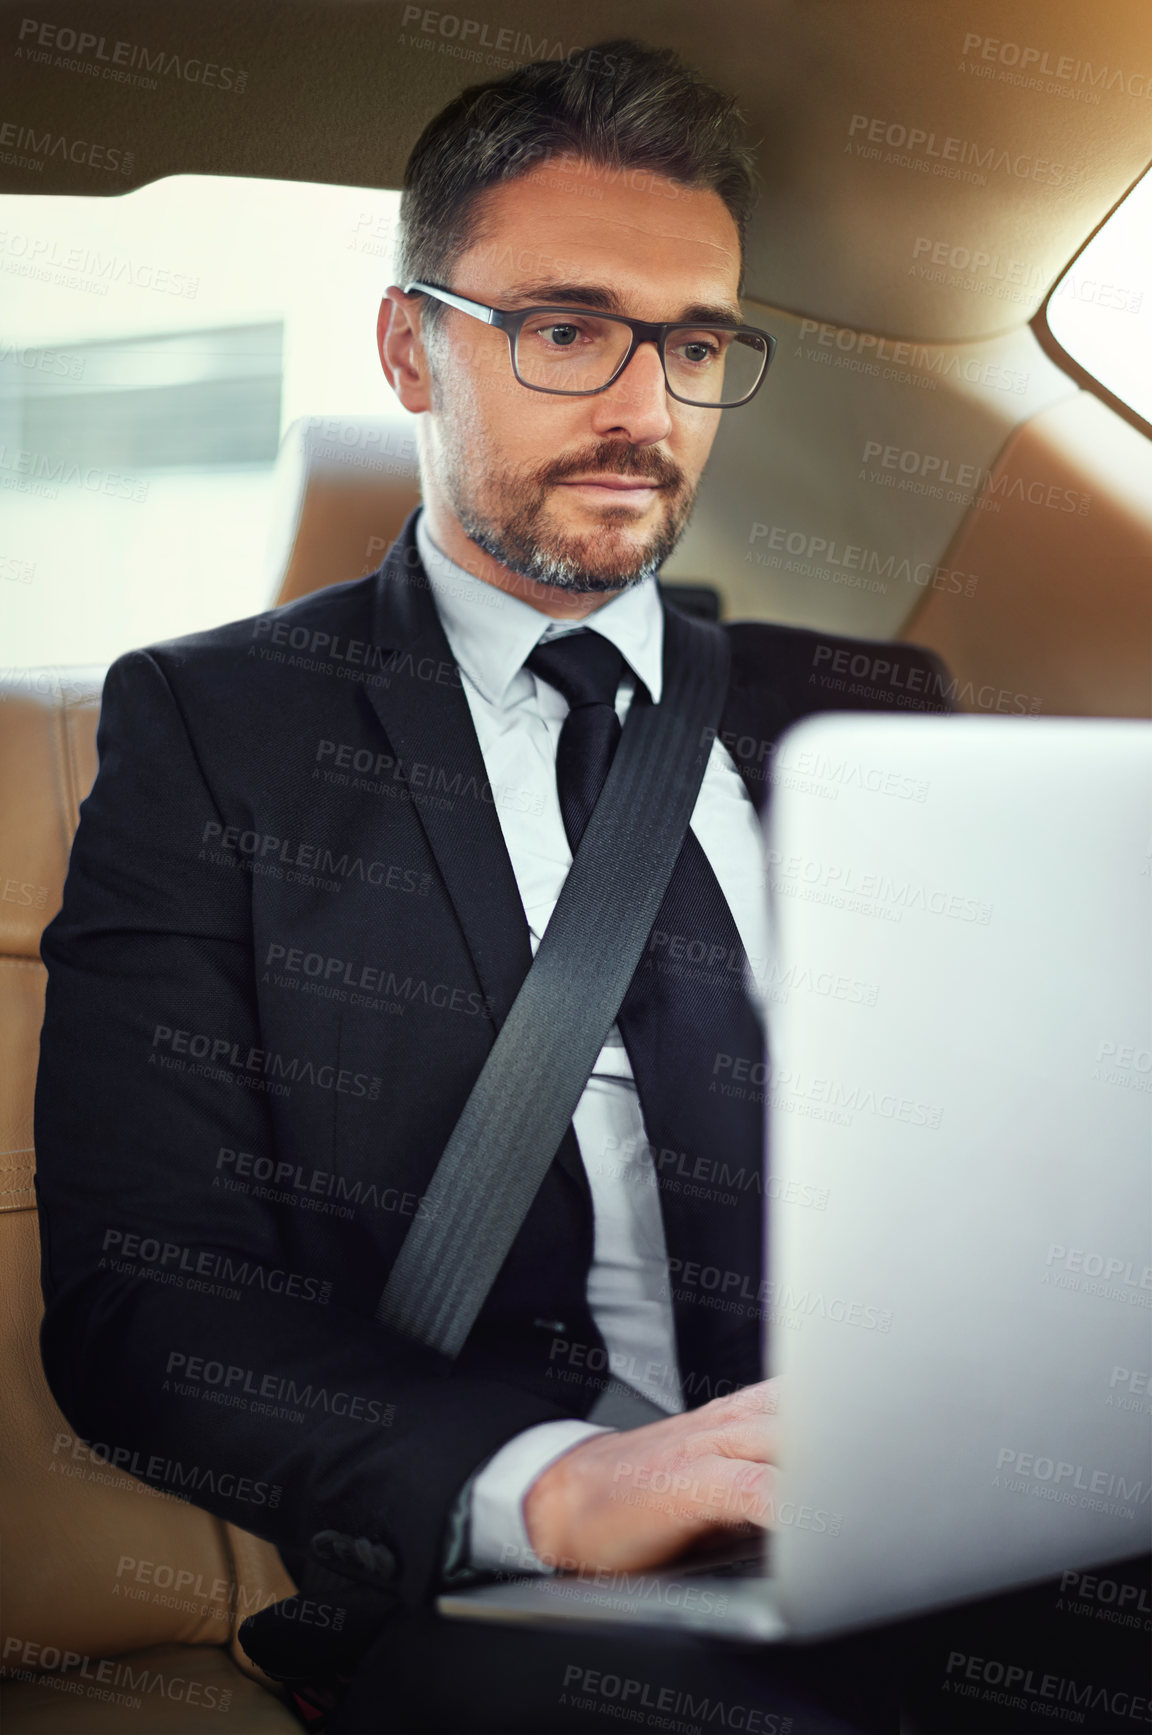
[522,1378,781,1574]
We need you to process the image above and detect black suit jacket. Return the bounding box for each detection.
[33,508,954,1642]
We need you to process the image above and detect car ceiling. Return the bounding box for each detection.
[2,0,1150,702]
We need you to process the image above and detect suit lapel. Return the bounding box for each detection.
[644,605,768,1391]
[363,513,534,1033]
[713,637,790,822]
[362,514,588,1198]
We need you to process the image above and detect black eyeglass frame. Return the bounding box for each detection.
[404,280,776,408]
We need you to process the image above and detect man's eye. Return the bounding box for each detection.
[676,338,721,364]
[541,324,581,347]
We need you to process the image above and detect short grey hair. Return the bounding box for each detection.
[394,37,759,342]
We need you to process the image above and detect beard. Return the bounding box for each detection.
[435,417,700,596]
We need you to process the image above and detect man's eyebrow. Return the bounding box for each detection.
[498,279,743,324]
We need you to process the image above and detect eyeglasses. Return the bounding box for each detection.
[404,281,775,409]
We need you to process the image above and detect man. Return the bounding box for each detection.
[34,38,956,1734]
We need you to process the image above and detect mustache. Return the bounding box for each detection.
[540,447,684,490]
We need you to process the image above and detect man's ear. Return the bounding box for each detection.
[377,287,431,414]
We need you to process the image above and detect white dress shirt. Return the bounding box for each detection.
[413,508,769,1574]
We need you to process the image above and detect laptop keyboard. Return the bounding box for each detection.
[675,1534,773,1577]
[707,1554,770,1577]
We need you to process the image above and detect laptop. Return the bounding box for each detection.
[438,712,1152,1641]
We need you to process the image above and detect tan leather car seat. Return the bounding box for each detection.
[0,668,305,1732]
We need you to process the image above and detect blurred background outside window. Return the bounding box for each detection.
[0,175,405,667]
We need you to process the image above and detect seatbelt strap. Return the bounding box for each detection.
[374,606,731,1361]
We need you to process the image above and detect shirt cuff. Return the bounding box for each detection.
[466,1419,611,1576]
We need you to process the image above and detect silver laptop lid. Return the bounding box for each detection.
[760,713,1152,1636]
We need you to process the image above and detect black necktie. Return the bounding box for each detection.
[525,630,766,1399]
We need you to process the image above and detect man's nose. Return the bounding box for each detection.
[589,341,673,443]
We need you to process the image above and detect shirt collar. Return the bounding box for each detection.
[414,507,664,709]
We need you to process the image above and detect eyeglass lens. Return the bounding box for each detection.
[513,312,767,405]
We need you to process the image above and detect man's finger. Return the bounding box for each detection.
[693,1458,780,1529]
[713,1411,779,1464]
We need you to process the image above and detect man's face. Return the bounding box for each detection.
[398,154,743,597]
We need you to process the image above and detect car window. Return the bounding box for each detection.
[0,175,404,668]
[1045,166,1152,426]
